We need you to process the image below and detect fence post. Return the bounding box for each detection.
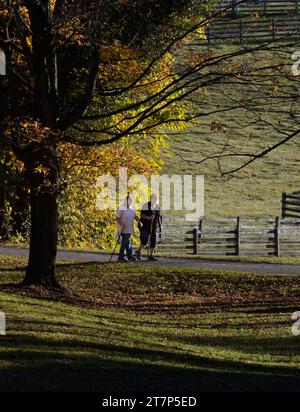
[232,0,238,17]
[239,20,243,44]
[282,192,287,219]
[206,26,211,45]
[275,217,281,257]
[193,227,198,255]
[272,19,276,41]
[236,217,241,256]
[263,0,267,15]
[199,217,203,238]
[296,0,299,13]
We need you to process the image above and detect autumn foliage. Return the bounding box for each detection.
[0,0,207,286]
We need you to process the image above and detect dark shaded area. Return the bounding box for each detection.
[0,355,300,392]
[0,318,299,392]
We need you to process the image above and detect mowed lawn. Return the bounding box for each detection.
[0,256,300,392]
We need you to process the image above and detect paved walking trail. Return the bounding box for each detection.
[1,246,300,276]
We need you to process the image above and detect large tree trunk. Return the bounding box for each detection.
[22,144,61,290]
[23,189,59,289]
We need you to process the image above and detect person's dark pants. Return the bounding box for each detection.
[119,234,133,259]
[140,229,157,249]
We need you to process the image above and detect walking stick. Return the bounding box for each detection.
[109,225,124,263]
[147,217,155,259]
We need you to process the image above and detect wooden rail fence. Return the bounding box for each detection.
[158,216,300,257]
[204,17,300,44]
[282,192,300,219]
[216,0,300,17]
[194,1,300,45]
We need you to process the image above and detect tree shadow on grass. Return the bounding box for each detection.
[109,300,299,316]
[2,360,300,392]
[1,327,300,393]
[0,334,300,392]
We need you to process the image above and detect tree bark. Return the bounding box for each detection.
[23,189,60,289]
[22,144,61,290]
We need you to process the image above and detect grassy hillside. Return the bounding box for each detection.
[163,43,300,218]
[166,128,300,218]
[0,256,300,391]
